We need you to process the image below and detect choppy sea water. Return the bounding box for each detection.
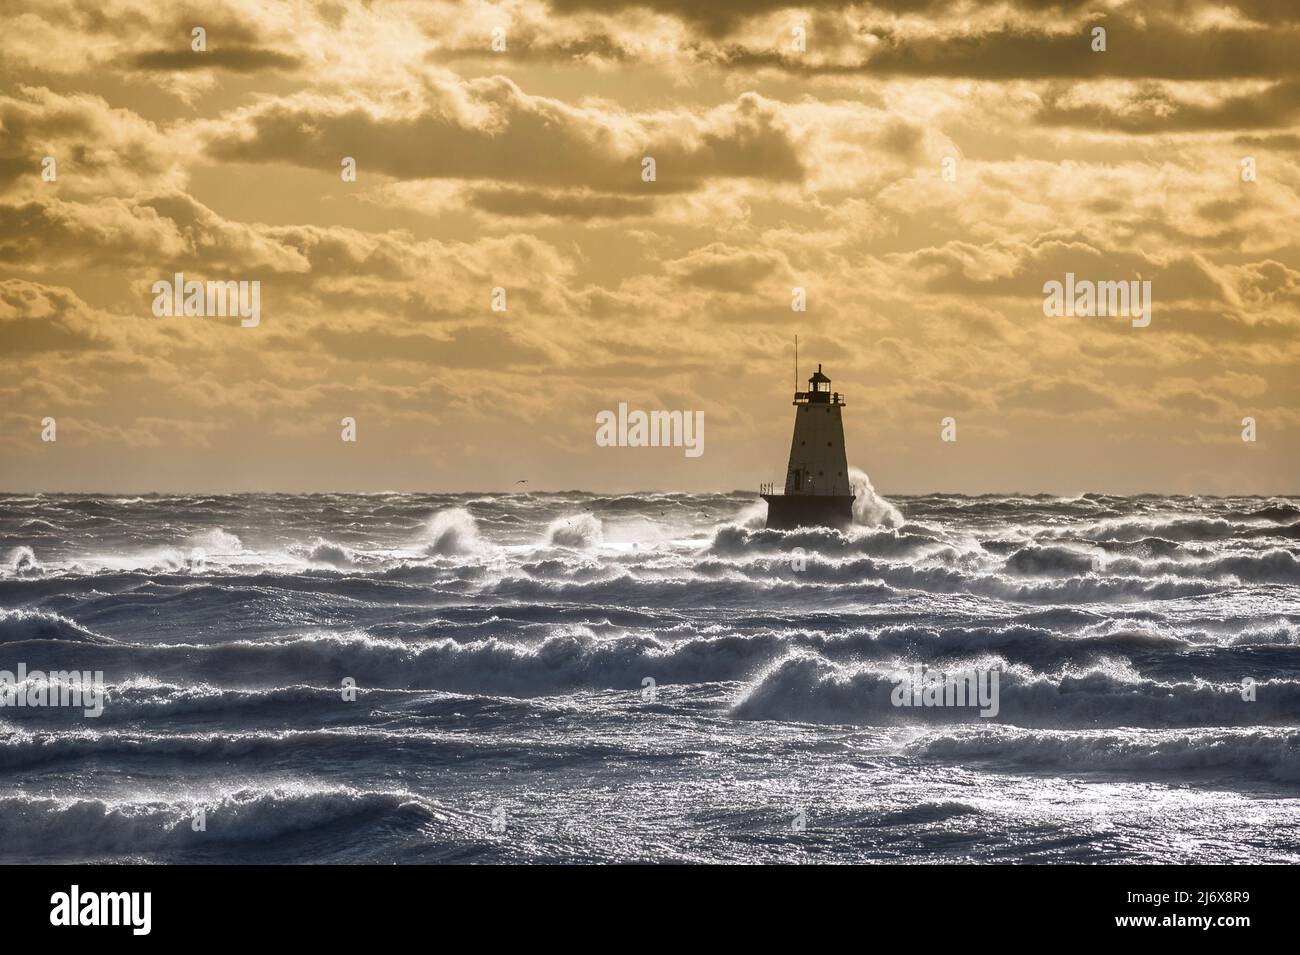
[1,490,1298,864]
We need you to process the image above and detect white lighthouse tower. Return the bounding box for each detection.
[760,363,855,530]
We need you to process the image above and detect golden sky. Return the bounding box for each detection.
[1,0,1297,494]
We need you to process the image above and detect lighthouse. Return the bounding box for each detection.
[760,363,855,530]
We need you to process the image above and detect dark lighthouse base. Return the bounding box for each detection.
[761,494,855,531]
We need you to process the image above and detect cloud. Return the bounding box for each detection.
[0,87,184,198]
[0,279,110,354]
[466,186,655,220]
[842,23,1300,81]
[0,197,187,266]
[203,82,804,190]
[905,237,1232,305]
[1036,80,1300,131]
[665,242,792,292]
[130,47,301,73]
[315,324,551,368]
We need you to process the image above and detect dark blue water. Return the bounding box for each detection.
[2,491,1298,862]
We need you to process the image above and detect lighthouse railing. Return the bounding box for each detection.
[791,392,846,406]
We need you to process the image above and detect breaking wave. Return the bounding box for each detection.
[5,546,40,577]
[849,467,904,528]
[546,514,603,548]
[422,508,483,556]
[299,538,360,567]
[1004,544,1099,576]
[0,787,445,858]
[0,609,108,645]
[732,653,1300,729]
[184,528,243,554]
